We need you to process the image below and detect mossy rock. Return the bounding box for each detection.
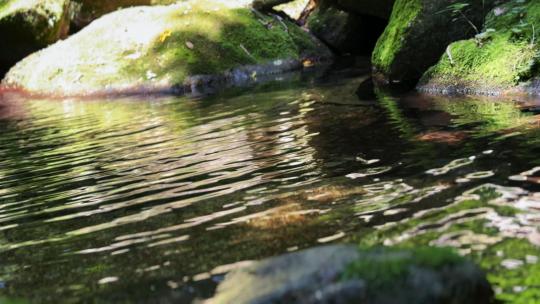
[418,0,540,96]
[2,1,330,96]
[372,0,492,86]
[0,0,70,74]
[208,245,493,304]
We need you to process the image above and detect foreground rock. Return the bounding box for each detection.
[372,0,491,86]
[418,0,540,96]
[207,245,493,304]
[0,0,70,74]
[2,0,330,97]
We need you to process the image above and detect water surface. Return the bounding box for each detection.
[1,68,540,303]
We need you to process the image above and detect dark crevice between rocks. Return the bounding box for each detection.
[351,14,387,57]
[0,67,8,80]
[308,8,388,57]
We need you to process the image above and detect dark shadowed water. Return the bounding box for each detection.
[1,66,540,303]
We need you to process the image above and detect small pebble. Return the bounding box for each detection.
[98,277,119,285]
[501,259,524,269]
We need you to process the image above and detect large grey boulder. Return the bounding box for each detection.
[2,0,330,97]
[207,245,493,304]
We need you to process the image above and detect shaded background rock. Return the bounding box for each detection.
[69,0,184,31]
[0,0,71,77]
[306,0,387,55]
[335,0,395,20]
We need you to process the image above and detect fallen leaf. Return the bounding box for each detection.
[303,59,314,67]
[159,30,172,43]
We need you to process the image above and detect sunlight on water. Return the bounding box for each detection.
[1,71,540,302]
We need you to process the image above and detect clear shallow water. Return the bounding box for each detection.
[1,68,540,303]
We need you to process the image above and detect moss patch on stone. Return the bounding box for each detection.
[343,246,465,288]
[371,0,421,76]
[372,0,489,86]
[2,0,327,96]
[419,0,540,95]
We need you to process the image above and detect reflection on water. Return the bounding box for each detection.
[1,69,540,303]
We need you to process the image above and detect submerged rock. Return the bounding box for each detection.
[372,0,491,86]
[0,0,70,74]
[418,0,540,97]
[207,245,493,304]
[2,0,330,97]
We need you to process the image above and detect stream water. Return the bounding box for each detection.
[1,65,540,303]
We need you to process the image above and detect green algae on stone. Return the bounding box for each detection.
[0,0,70,73]
[343,246,465,288]
[418,0,540,96]
[2,0,330,96]
[372,0,488,86]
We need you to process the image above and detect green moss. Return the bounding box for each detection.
[130,6,311,79]
[372,0,422,74]
[478,239,540,303]
[124,4,320,83]
[420,0,540,91]
[436,97,531,135]
[343,246,464,288]
[0,298,28,304]
[358,183,522,249]
[423,34,537,88]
